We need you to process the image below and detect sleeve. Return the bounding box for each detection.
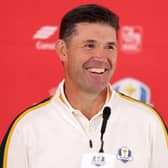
[150,113,168,168]
[0,123,29,168]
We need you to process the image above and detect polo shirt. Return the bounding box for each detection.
[0,80,168,168]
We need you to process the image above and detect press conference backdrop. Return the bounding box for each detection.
[1,0,168,143]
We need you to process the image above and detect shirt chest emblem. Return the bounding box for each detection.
[117,146,133,163]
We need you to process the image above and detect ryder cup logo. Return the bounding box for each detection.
[120,25,143,53]
[117,147,133,163]
[113,78,151,104]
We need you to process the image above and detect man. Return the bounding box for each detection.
[0,4,167,168]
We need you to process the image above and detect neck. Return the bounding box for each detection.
[64,82,108,120]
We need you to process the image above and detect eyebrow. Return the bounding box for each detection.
[82,39,96,43]
[82,40,117,47]
[106,42,117,47]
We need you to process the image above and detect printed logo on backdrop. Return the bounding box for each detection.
[120,26,143,53]
[112,78,151,104]
[33,25,58,50]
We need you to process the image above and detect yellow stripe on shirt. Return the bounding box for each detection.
[117,92,168,148]
[3,97,53,168]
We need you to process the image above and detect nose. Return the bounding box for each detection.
[93,46,106,59]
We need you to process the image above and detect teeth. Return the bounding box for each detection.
[87,68,105,73]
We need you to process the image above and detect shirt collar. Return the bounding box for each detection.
[56,80,114,114]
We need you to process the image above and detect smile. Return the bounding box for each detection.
[87,68,106,74]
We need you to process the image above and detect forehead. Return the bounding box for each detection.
[72,23,117,42]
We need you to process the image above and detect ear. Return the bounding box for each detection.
[55,39,68,62]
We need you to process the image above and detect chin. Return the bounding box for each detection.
[85,83,108,94]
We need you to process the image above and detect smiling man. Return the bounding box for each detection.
[56,22,118,119]
[0,4,168,168]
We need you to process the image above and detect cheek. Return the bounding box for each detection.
[107,53,117,67]
[65,54,81,73]
[113,55,117,64]
[111,51,118,62]
[68,51,88,67]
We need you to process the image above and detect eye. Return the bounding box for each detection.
[84,43,95,49]
[105,45,115,50]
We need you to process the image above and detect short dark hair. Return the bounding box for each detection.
[59,4,120,41]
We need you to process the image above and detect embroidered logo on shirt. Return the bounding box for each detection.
[117,146,133,163]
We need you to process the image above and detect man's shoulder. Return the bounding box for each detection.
[114,91,167,129]
[0,96,55,152]
[114,91,160,120]
[115,91,153,109]
[10,96,54,130]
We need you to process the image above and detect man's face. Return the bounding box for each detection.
[58,23,118,94]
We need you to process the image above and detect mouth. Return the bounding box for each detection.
[86,68,107,74]
[83,59,111,75]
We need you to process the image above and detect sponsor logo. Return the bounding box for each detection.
[33,26,57,39]
[117,146,133,163]
[112,78,151,104]
[33,25,58,50]
[120,26,143,53]
[35,41,55,50]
